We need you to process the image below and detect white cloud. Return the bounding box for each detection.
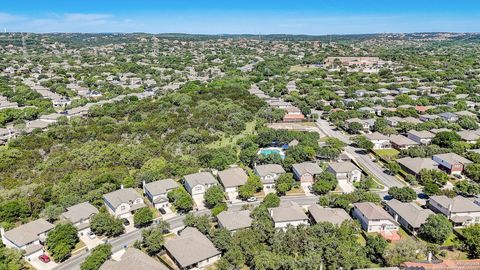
[0,12,24,23]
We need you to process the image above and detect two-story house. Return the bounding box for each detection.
[269,201,309,230]
[427,196,480,227]
[292,162,322,187]
[143,179,179,210]
[1,219,54,261]
[432,153,473,175]
[61,202,99,236]
[385,199,434,235]
[254,164,286,191]
[327,161,362,183]
[407,130,435,145]
[352,202,399,234]
[365,132,391,149]
[183,172,219,199]
[103,187,146,218]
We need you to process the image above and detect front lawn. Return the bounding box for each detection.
[373,148,399,161]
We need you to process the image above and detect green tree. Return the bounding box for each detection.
[454,181,480,196]
[46,223,79,262]
[465,164,480,182]
[183,213,211,234]
[275,173,294,195]
[462,224,480,258]
[0,246,24,270]
[90,211,125,237]
[312,171,337,194]
[384,239,425,266]
[261,193,280,208]
[420,214,452,244]
[386,162,401,175]
[204,185,225,208]
[354,135,374,150]
[141,226,164,255]
[458,116,479,130]
[431,131,461,148]
[133,208,153,228]
[388,187,417,202]
[167,187,193,212]
[348,122,364,134]
[365,234,388,264]
[80,244,112,270]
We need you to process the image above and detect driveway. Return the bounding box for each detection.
[193,196,206,210]
[124,216,135,233]
[338,181,355,194]
[301,184,314,196]
[29,256,58,270]
[227,192,241,203]
[80,234,105,250]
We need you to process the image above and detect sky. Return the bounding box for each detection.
[1,1,480,34]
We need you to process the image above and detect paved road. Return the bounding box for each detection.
[315,114,405,188]
[53,196,318,270]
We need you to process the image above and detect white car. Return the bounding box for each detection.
[247,197,257,202]
[88,231,96,239]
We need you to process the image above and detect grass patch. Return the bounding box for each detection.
[443,232,459,246]
[286,187,305,196]
[357,234,367,246]
[207,120,256,148]
[289,65,319,73]
[373,148,399,161]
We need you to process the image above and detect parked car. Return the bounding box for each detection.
[247,197,257,202]
[159,208,166,215]
[88,231,96,239]
[122,218,130,226]
[39,254,51,263]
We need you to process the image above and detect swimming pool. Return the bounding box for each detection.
[258,147,286,159]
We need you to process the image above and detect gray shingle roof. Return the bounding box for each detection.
[100,248,169,270]
[433,153,473,165]
[183,172,218,187]
[144,179,179,196]
[165,227,220,268]
[254,164,285,177]
[365,132,390,141]
[269,201,308,223]
[217,167,248,188]
[62,202,99,224]
[388,135,419,146]
[292,162,322,176]
[429,195,480,213]
[353,202,396,223]
[103,188,144,209]
[217,210,252,231]
[407,130,434,139]
[396,157,439,175]
[328,161,360,174]
[4,219,54,247]
[308,205,351,225]
[385,199,433,228]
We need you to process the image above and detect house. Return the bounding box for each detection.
[308,204,351,225]
[216,210,252,233]
[254,164,286,190]
[269,201,309,229]
[439,112,459,122]
[100,248,169,270]
[62,202,99,235]
[346,118,372,131]
[183,172,218,199]
[385,199,434,235]
[327,161,362,183]
[283,112,305,122]
[352,202,399,233]
[143,179,179,210]
[217,167,248,194]
[292,162,323,186]
[365,132,391,149]
[103,187,146,218]
[432,153,473,175]
[407,130,434,145]
[396,157,439,178]
[164,227,221,270]
[457,130,480,143]
[1,219,54,261]
[388,135,419,150]
[427,196,480,227]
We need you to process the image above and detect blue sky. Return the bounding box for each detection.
[1,1,480,34]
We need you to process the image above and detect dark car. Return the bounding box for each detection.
[122,218,130,226]
[159,208,166,215]
[39,254,51,263]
